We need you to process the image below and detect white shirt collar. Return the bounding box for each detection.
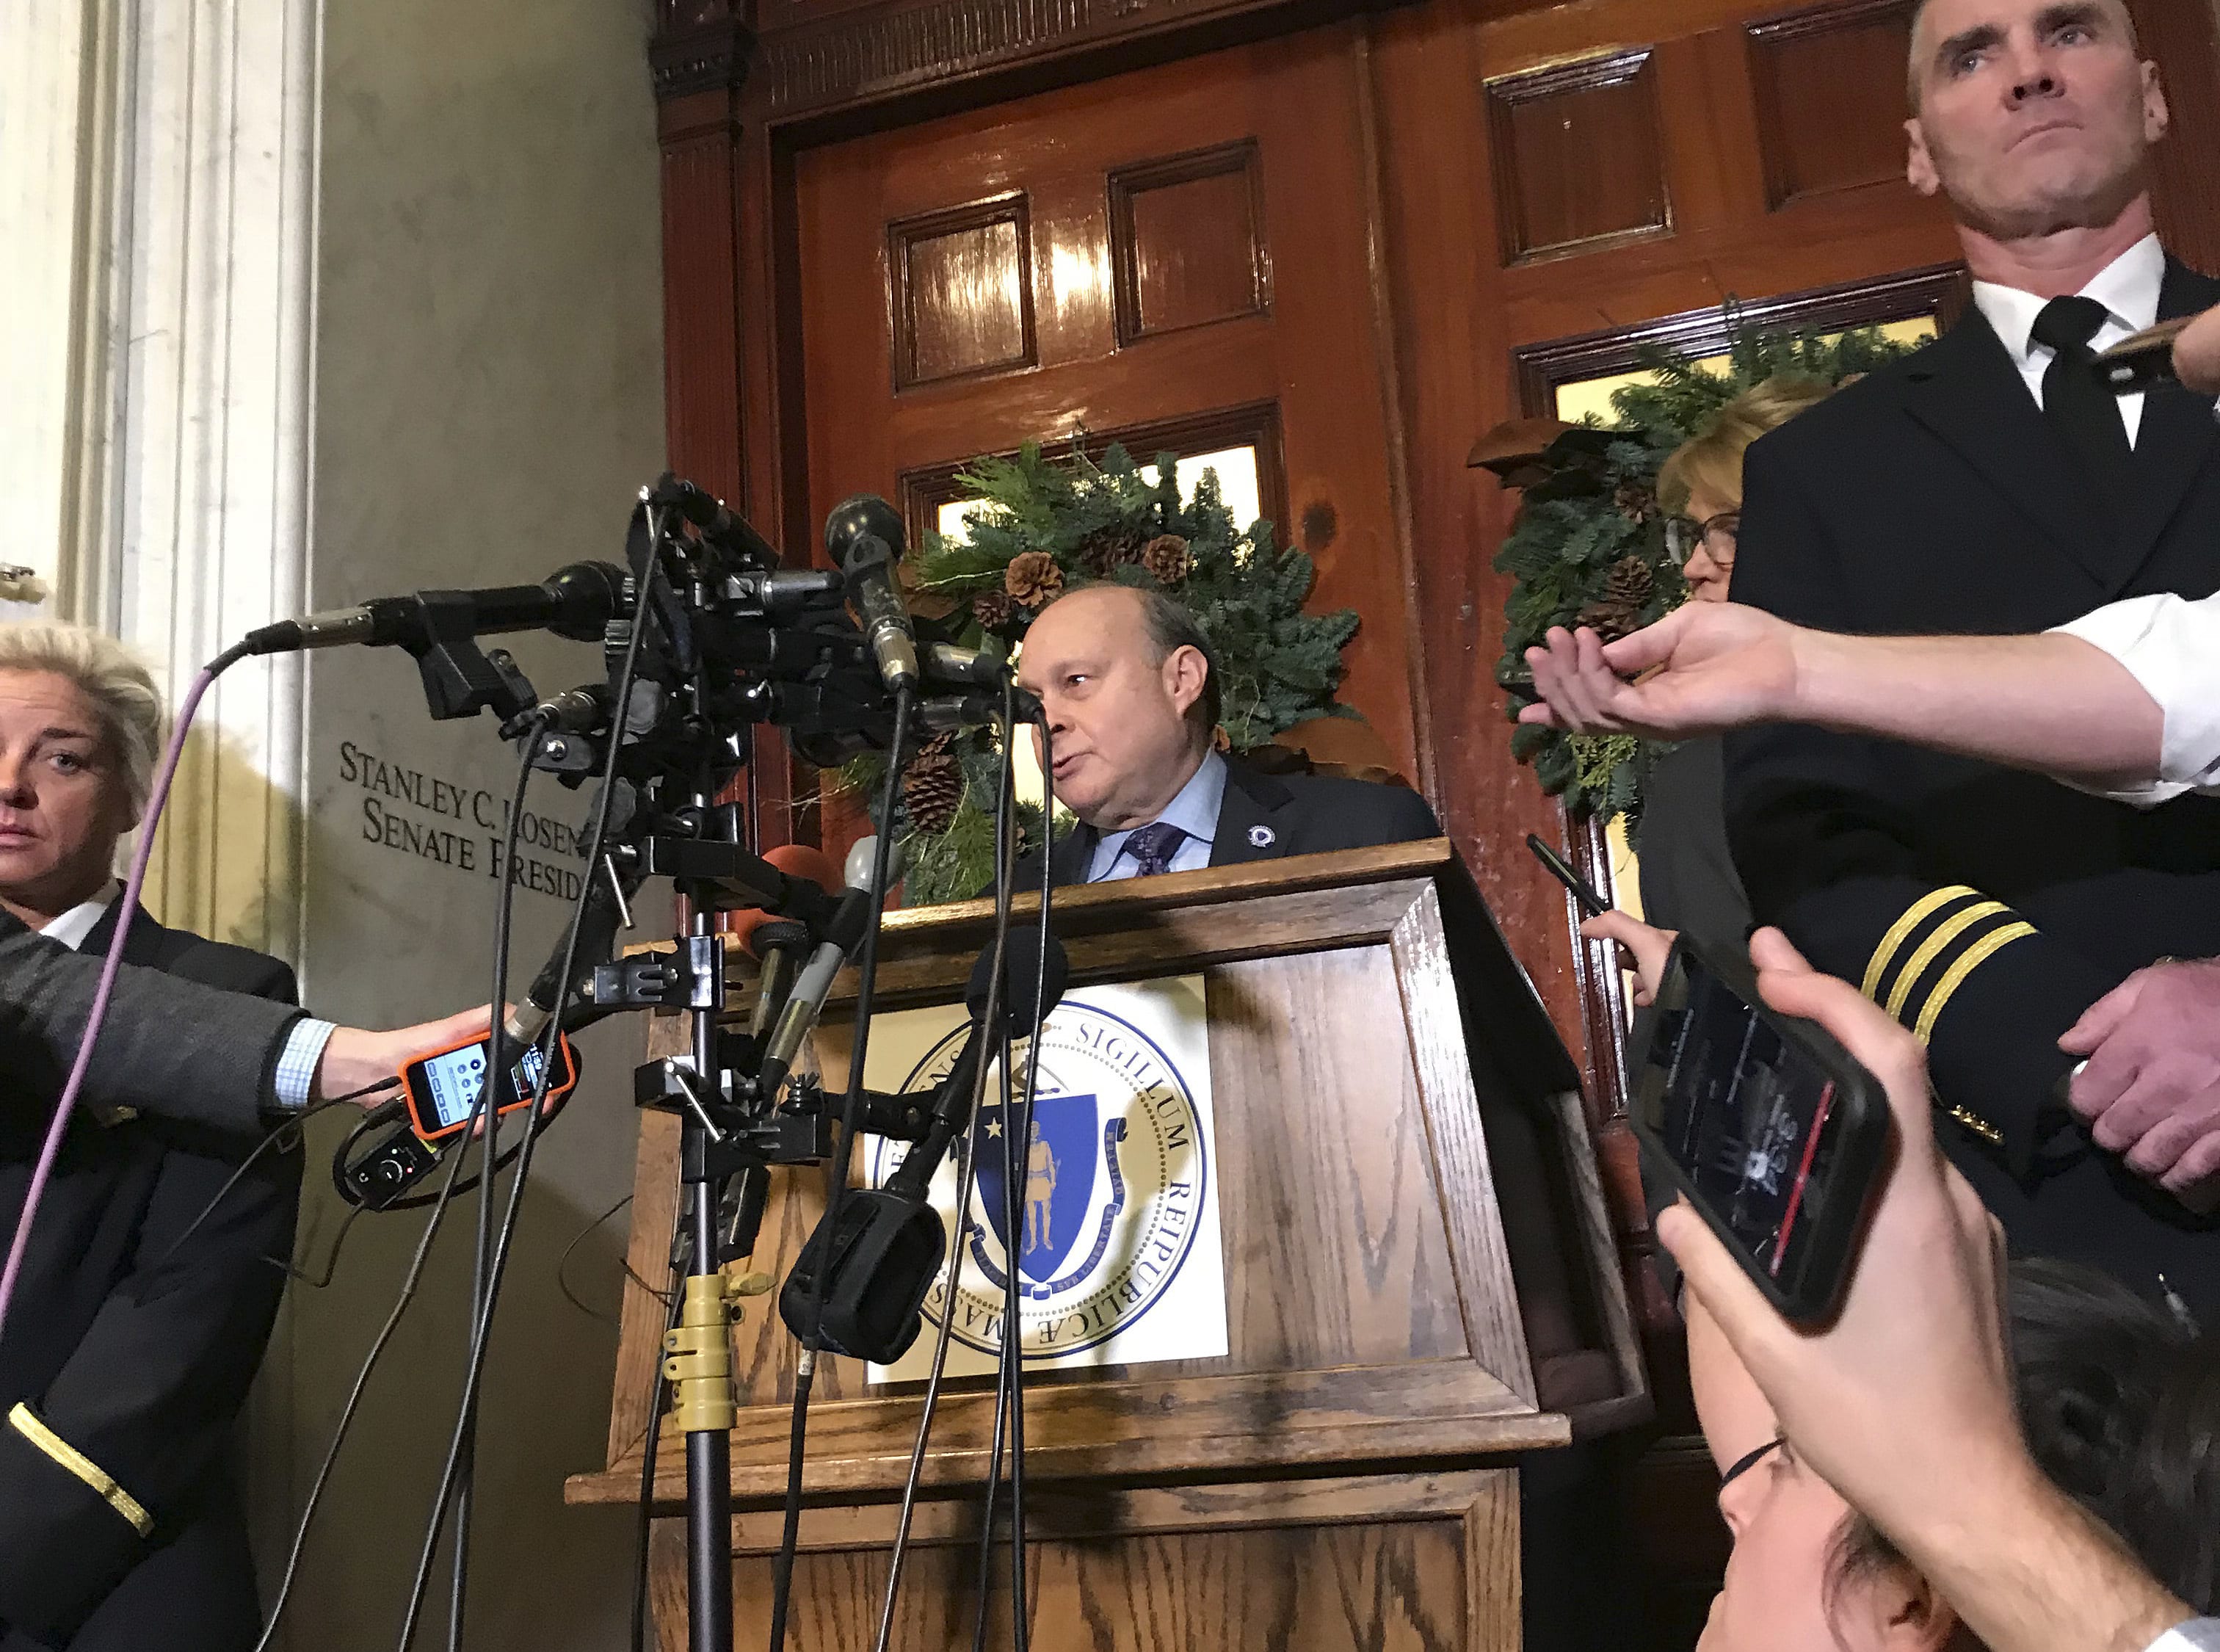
[1972,233,2164,369]
[39,880,123,952]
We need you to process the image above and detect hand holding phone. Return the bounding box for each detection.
[1632,933,1890,1323]
[399,1031,580,1141]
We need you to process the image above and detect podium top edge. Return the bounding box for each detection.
[877,836,1459,932]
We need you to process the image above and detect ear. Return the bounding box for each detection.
[2141,62,2169,144]
[1905,117,1940,197]
[1162,645,1208,722]
[1871,1567,1965,1652]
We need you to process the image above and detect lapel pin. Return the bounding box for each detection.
[1248,824,1276,849]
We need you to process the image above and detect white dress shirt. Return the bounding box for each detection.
[2051,590,2220,806]
[1972,232,2163,445]
[38,879,121,950]
[1085,749,1227,882]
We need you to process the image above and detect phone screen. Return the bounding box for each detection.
[416,1040,551,1132]
[1640,949,1849,1282]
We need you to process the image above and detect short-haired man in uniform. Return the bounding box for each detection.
[1723,0,2220,1303]
[1010,584,1440,884]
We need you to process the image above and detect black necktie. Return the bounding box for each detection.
[2031,294,2132,499]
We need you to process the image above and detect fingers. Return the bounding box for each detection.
[1579,910,1656,948]
[1746,927,1815,977]
[2058,971,2146,1055]
[1600,608,1686,677]
[2160,1127,2220,1197]
[1656,1199,1782,1371]
[2120,1107,2202,1179]
[2174,303,2220,396]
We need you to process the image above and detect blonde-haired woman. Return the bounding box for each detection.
[0,622,298,1651]
[1586,375,1836,974]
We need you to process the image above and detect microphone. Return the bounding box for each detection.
[2092,314,2196,396]
[914,686,1044,734]
[920,640,1011,687]
[503,862,634,1048]
[778,931,1070,1363]
[656,474,782,570]
[728,844,841,1040]
[824,495,920,693]
[754,857,879,1101]
[242,561,627,656]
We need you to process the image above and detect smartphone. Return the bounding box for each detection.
[1631,937,1890,1324]
[400,1032,579,1142]
[2093,314,2195,394]
[1526,833,1609,918]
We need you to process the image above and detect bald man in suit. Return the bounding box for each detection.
[1009,584,1437,888]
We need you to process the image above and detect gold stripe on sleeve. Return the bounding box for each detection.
[1882,901,2013,1021]
[7,1403,153,1537]
[1912,923,2038,1045]
[1860,885,1981,1001]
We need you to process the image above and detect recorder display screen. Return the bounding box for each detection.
[1644,953,1846,1280]
[417,1041,550,1132]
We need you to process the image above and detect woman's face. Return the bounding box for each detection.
[1686,1295,1936,1652]
[0,670,134,919]
[1680,485,1741,604]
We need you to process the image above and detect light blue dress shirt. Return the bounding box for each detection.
[1086,749,1227,883]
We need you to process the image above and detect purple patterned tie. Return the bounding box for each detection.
[1120,821,1187,878]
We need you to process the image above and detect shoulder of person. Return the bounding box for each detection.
[1269,767,1440,830]
[146,922,297,1005]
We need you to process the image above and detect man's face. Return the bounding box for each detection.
[0,670,135,917]
[1905,0,2165,239]
[1015,587,1208,831]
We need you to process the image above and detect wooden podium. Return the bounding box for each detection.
[567,840,1645,1651]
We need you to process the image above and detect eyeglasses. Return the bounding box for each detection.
[1664,510,1741,567]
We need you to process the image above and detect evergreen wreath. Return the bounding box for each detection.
[1494,320,1918,829]
[839,440,1360,905]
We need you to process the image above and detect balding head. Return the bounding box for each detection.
[1015,584,1216,831]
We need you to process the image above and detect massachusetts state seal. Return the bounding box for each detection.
[868,990,1215,1365]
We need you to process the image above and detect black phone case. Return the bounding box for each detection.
[1629,936,1893,1325]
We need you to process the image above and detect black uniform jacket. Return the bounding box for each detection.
[1016,758,1443,889]
[0,903,300,1648]
[1723,256,2220,1306]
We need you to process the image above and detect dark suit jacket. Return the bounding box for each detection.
[0,910,302,1137]
[0,905,300,1648]
[1723,254,2220,1306]
[1016,758,1443,889]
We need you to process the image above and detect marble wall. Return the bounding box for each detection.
[280,0,664,1645]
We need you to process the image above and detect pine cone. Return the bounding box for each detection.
[1139,534,1191,587]
[1605,554,1654,606]
[1614,481,1657,524]
[902,738,962,836]
[971,587,1015,630]
[1078,530,1142,576]
[1575,597,1644,642]
[1004,550,1064,608]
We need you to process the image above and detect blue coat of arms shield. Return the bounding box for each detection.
[973,1090,1100,1286]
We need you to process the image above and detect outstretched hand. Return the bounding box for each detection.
[1518,604,1802,740]
[2177,303,2220,395]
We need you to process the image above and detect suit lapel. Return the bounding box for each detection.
[1901,308,2117,589]
[1207,763,1293,869]
[1045,818,1096,889]
[79,898,165,967]
[2110,260,2220,595]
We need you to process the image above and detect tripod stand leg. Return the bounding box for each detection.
[665,1170,746,1652]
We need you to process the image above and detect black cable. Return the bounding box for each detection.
[285,1201,367,1290]
[250,1099,496,1652]
[557,1194,670,1326]
[768,681,916,1652]
[394,515,665,1652]
[632,1194,689,1652]
[969,703,1054,1652]
[874,684,1022,1652]
[149,1087,384,1274]
[445,734,542,1652]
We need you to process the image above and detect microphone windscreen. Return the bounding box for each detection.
[728,843,841,958]
[967,930,1069,1028]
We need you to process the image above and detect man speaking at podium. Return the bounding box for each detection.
[1011,584,1440,885]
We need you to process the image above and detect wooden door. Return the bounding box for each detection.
[789,32,1423,787]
